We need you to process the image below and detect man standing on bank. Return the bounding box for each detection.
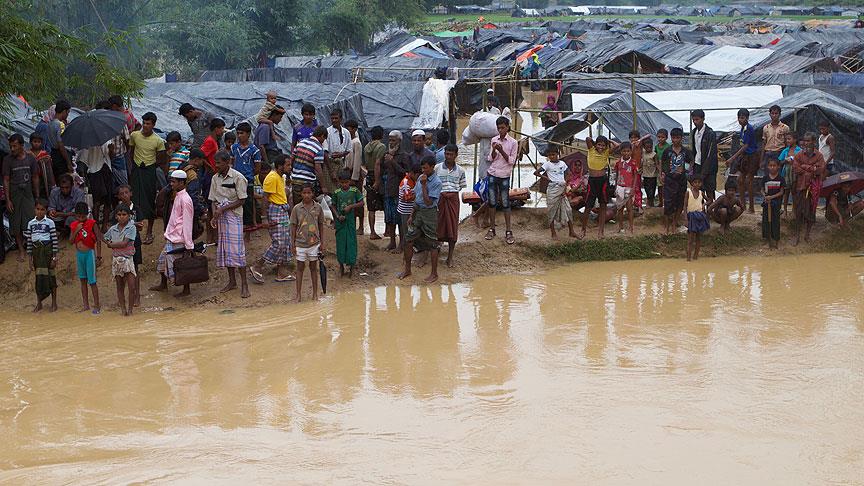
[691,109,719,204]
[209,151,251,298]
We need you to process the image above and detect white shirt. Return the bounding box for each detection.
[325,126,352,159]
[542,160,567,184]
[77,142,111,173]
[693,125,705,167]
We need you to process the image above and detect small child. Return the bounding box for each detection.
[255,90,283,141]
[628,130,651,212]
[397,165,418,251]
[29,133,54,199]
[70,202,102,314]
[614,142,638,234]
[655,128,670,207]
[333,170,364,277]
[761,159,785,249]
[641,138,658,207]
[535,145,577,239]
[25,199,58,312]
[115,185,143,306]
[778,132,801,215]
[290,184,325,303]
[685,174,709,261]
[223,131,237,155]
[104,204,137,316]
[707,181,743,232]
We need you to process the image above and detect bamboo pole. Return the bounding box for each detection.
[630,76,638,131]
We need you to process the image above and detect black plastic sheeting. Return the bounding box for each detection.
[132,81,426,141]
[747,88,864,170]
[532,92,681,153]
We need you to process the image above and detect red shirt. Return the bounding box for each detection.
[71,219,97,249]
[615,157,638,188]
[201,136,219,171]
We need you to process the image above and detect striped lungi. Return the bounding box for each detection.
[215,202,246,268]
[262,203,291,265]
[157,241,185,279]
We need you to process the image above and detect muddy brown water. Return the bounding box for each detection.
[2,254,863,483]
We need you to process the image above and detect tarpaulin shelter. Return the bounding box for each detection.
[747,88,864,170]
[688,46,774,75]
[532,92,681,153]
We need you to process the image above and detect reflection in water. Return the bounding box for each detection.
[1,254,863,483]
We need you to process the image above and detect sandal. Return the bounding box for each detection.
[275,275,296,282]
[142,234,154,245]
[484,228,496,240]
[250,267,264,284]
[505,231,515,245]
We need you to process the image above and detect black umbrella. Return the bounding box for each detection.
[319,252,327,294]
[62,109,127,149]
[820,171,864,198]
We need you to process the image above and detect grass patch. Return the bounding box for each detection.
[821,225,864,253]
[534,234,665,262]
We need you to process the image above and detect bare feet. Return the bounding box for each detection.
[576,229,585,240]
[78,306,90,313]
[220,283,237,293]
[445,258,453,268]
[369,233,382,240]
[174,289,191,298]
[551,233,560,241]
[385,242,396,251]
[17,253,25,263]
[33,302,42,313]
[49,303,57,312]
[149,284,167,292]
[569,231,579,238]
[397,271,412,280]
[356,229,364,236]
[295,295,302,304]
[423,274,438,284]
[240,288,251,299]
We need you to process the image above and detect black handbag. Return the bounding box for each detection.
[173,254,209,286]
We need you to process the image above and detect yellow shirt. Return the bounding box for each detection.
[128,131,166,167]
[262,170,287,205]
[587,147,610,171]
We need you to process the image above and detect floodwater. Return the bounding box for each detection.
[2,254,863,484]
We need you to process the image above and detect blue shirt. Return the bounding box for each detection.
[231,142,262,181]
[740,123,757,155]
[414,173,442,209]
[435,147,446,165]
[254,123,278,152]
[292,120,318,146]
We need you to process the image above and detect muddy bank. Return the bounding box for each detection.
[0,207,858,313]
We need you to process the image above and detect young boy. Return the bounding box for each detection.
[334,170,364,277]
[685,174,708,261]
[818,120,836,175]
[614,142,638,234]
[290,184,325,303]
[707,181,744,232]
[761,158,785,250]
[231,122,262,238]
[628,130,651,212]
[661,128,692,235]
[535,145,577,239]
[70,202,102,314]
[485,117,519,245]
[641,138,658,207]
[251,156,292,283]
[726,108,759,213]
[581,135,619,239]
[778,132,801,216]
[29,132,54,200]
[398,156,442,284]
[655,128,670,207]
[113,185,143,306]
[104,204,137,315]
[25,199,58,312]
[292,103,318,148]
[397,164,418,251]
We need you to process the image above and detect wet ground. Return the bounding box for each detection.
[2,254,863,483]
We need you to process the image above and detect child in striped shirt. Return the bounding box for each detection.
[397,166,418,251]
[25,199,58,312]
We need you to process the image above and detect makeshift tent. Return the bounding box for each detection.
[688,46,774,75]
[638,85,784,133]
[748,88,864,170]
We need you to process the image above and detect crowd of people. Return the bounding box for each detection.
[2,92,861,314]
[2,92,472,315]
[537,105,860,261]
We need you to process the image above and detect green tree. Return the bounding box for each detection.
[0,1,142,115]
[314,0,426,53]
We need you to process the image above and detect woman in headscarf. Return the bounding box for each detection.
[540,95,561,130]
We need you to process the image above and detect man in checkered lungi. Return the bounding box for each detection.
[250,155,294,284]
[209,150,250,298]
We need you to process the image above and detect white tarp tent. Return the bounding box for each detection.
[638,85,784,133]
[412,78,458,129]
[389,39,449,58]
[688,46,774,75]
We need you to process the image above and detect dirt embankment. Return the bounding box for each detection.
[0,207,858,314]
